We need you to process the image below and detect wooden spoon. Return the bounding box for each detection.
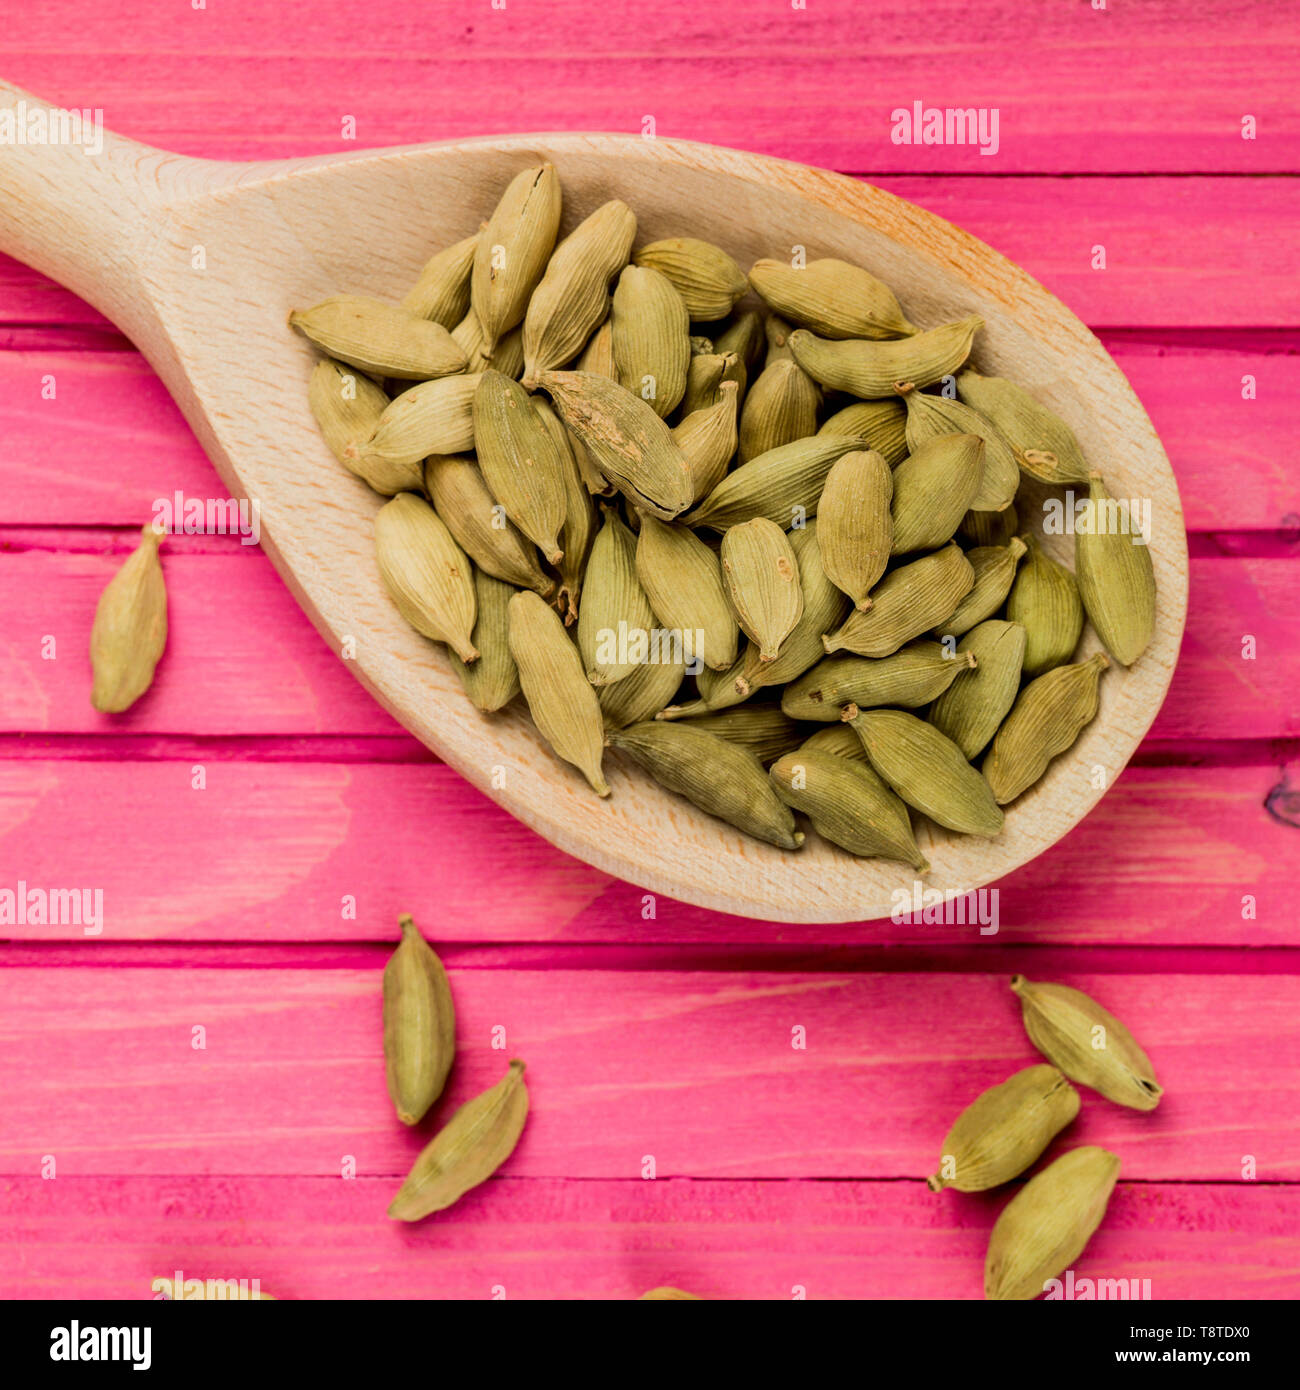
[0,81,1187,924]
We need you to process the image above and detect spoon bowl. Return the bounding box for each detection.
[0,82,1187,923]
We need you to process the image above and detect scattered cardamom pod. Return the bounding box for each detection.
[818,399,908,465]
[360,372,483,472]
[534,398,598,622]
[685,435,866,531]
[635,236,748,321]
[388,1060,529,1221]
[823,543,974,658]
[450,306,525,378]
[957,368,1091,485]
[639,1287,703,1300]
[763,313,795,364]
[90,524,167,713]
[815,449,893,610]
[847,707,1004,837]
[374,493,478,662]
[1010,974,1163,1111]
[598,646,688,729]
[681,350,732,415]
[680,704,803,765]
[1074,472,1156,667]
[636,515,739,672]
[608,721,804,849]
[383,913,456,1125]
[610,263,690,417]
[896,381,1019,514]
[672,380,740,501]
[1007,534,1084,678]
[983,652,1108,803]
[933,536,1027,638]
[539,369,694,519]
[783,642,974,722]
[798,723,871,762]
[738,358,820,462]
[890,432,986,556]
[402,231,478,327]
[449,570,521,713]
[959,502,1019,549]
[789,316,982,399]
[578,507,658,686]
[749,257,916,339]
[927,1065,1079,1193]
[576,319,617,378]
[508,591,610,795]
[522,199,637,385]
[424,453,553,596]
[308,358,415,494]
[928,620,1026,759]
[712,308,765,375]
[770,748,928,870]
[984,1146,1120,1300]
[473,369,568,564]
[720,517,804,662]
[472,163,562,350]
[290,294,469,380]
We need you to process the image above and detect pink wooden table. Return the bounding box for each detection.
[2,0,1298,1299]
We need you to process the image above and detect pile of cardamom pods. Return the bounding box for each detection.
[930,975,1162,1300]
[292,163,1158,866]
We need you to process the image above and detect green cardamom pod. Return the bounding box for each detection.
[927,1065,1079,1193]
[712,308,765,372]
[748,257,916,339]
[769,748,927,870]
[1074,472,1157,667]
[783,642,974,722]
[764,313,795,364]
[738,358,820,462]
[308,358,416,495]
[928,620,1026,759]
[983,652,1108,803]
[522,199,637,385]
[450,306,525,378]
[720,517,804,662]
[472,163,562,350]
[933,537,1027,639]
[508,591,610,795]
[824,543,974,658]
[816,449,894,610]
[897,381,1019,514]
[640,1287,703,1300]
[388,1060,530,1221]
[473,370,568,564]
[289,294,468,380]
[449,570,521,713]
[818,399,908,466]
[890,432,986,555]
[576,319,617,379]
[985,1146,1120,1300]
[847,707,1004,837]
[634,236,748,321]
[608,721,804,849]
[798,724,871,762]
[636,515,739,672]
[402,231,478,327]
[685,435,866,531]
[360,372,482,473]
[424,453,553,596]
[598,646,688,729]
[680,351,732,415]
[957,368,1091,485]
[610,264,691,417]
[789,316,982,399]
[671,380,740,502]
[383,913,456,1125]
[374,493,478,662]
[959,502,1019,549]
[532,398,598,623]
[679,704,803,766]
[578,507,658,686]
[1007,534,1084,677]
[1011,975,1162,1111]
[90,524,168,713]
[538,370,694,520]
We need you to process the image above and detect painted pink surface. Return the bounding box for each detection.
[1,0,1296,1299]
[2,968,1296,1180]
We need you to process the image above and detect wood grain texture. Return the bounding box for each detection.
[0,0,1295,173]
[1,968,1295,1180]
[1,1177,1294,1300]
[1,337,1293,533]
[0,85,1189,919]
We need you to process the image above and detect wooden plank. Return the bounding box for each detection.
[1,337,1295,532]
[0,547,1293,739]
[0,1175,1293,1300]
[0,0,1295,172]
[0,968,1295,1181]
[0,759,1291,944]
